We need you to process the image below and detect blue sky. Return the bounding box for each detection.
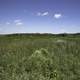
[0,0,80,34]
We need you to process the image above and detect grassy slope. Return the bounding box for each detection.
[0,34,80,80]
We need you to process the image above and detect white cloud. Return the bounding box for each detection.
[6,22,10,25]
[54,13,62,19]
[14,19,21,23]
[42,12,49,16]
[16,22,23,26]
[37,12,42,16]
[37,12,49,16]
[14,19,23,26]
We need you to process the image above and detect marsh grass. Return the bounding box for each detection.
[0,34,80,80]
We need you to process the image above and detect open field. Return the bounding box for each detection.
[0,34,80,80]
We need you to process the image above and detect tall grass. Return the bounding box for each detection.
[0,34,80,80]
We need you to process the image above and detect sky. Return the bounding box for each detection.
[0,0,80,34]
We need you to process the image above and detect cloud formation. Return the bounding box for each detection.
[6,22,10,25]
[37,12,49,16]
[14,19,23,26]
[14,19,21,23]
[54,13,62,19]
[16,22,23,25]
[42,12,49,16]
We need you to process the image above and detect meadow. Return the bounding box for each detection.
[0,33,80,80]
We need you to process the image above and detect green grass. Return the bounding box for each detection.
[0,34,80,80]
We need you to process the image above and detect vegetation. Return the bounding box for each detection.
[0,33,80,80]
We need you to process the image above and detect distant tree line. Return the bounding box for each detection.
[0,33,80,37]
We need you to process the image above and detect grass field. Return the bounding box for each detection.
[0,34,80,80]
